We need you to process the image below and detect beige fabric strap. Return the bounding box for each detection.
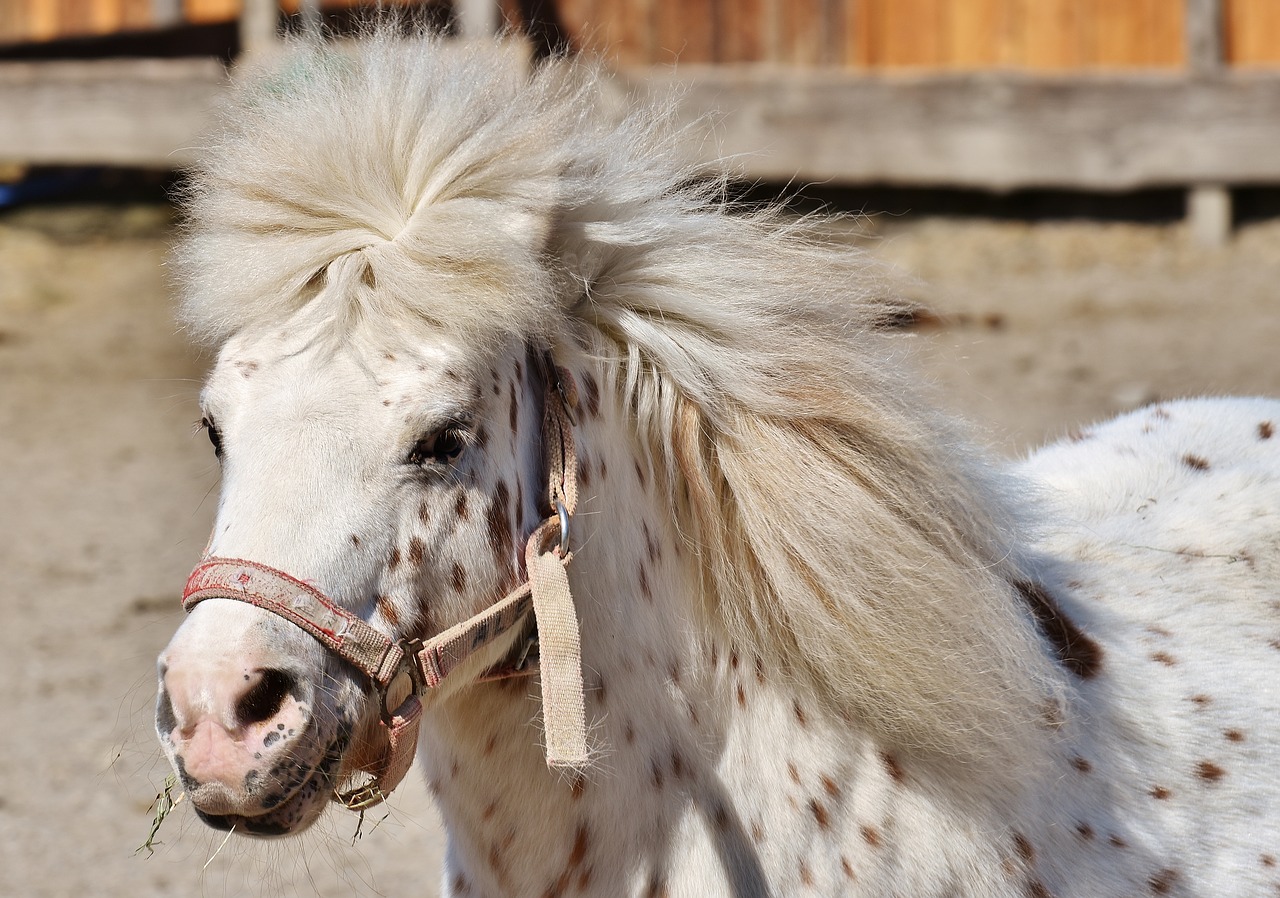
[526,520,588,768]
[529,375,588,768]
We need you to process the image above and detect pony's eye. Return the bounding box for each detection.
[201,416,224,459]
[406,425,468,467]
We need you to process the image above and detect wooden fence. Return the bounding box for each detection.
[2,0,1280,242]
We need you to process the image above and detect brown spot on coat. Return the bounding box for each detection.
[799,860,814,887]
[582,373,601,418]
[634,459,647,488]
[388,546,401,571]
[1071,756,1092,773]
[809,798,830,830]
[407,536,425,567]
[1196,760,1225,782]
[1183,454,1210,471]
[1190,694,1212,708]
[1260,421,1275,440]
[821,774,841,798]
[508,387,519,432]
[1013,833,1035,862]
[880,752,905,783]
[1225,729,1246,743]
[1150,785,1171,800]
[1015,580,1104,678]
[455,490,469,520]
[1076,822,1094,840]
[486,481,514,566]
[451,562,467,592]
[651,760,664,789]
[376,595,400,628]
[712,803,729,831]
[793,700,807,727]
[350,534,360,547]
[418,501,430,525]
[1028,880,1055,898]
[1261,854,1276,868]
[1109,834,1128,849]
[861,825,882,848]
[1150,651,1177,666]
[788,761,801,784]
[567,823,589,868]
[1148,868,1178,894]
[841,856,855,879]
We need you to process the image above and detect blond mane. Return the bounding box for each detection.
[177,30,1067,772]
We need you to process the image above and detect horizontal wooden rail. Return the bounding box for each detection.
[5,58,1280,202]
[629,67,1280,191]
[0,59,227,166]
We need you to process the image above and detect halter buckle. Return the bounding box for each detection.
[381,637,425,723]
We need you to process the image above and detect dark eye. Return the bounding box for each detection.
[406,425,468,467]
[201,416,224,459]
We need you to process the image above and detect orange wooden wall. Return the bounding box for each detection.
[2,0,1278,69]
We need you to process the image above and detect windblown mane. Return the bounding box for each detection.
[177,29,1068,772]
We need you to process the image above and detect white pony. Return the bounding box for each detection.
[154,32,1280,897]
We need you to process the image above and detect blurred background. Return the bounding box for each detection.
[1,2,1279,896]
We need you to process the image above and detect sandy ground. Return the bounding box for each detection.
[2,205,1278,898]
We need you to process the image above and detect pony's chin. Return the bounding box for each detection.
[191,747,342,838]
[194,777,331,837]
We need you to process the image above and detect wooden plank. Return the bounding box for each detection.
[777,0,826,66]
[872,0,947,68]
[1022,0,1082,71]
[947,0,1007,69]
[718,0,765,63]
[1084,0,1146,68]
[0,58,227,166]
[1148,0,1185,67]
[841,0,873,68]
[654,0,713,64]
[1226,0,1280,67]
[624,66,1280,189]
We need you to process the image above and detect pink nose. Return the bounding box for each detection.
[158,662,310,814]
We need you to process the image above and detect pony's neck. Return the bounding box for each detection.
[417,358,1123,898]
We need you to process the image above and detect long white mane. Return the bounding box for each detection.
[176,30,1070,772]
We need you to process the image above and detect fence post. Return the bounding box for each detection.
[1185,0,1230,245]
[456,0,501,40]
[240,0,281,57]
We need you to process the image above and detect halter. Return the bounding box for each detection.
[181,369,586,810]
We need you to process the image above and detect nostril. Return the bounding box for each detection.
[235,668,296,727]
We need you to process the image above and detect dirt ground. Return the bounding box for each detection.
[2,204,1278,898]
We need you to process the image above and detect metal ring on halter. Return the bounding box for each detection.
[556,499,570,555]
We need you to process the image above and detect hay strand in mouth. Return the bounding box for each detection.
[136,773,184,857]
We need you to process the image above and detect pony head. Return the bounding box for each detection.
[156,32,1064,837]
